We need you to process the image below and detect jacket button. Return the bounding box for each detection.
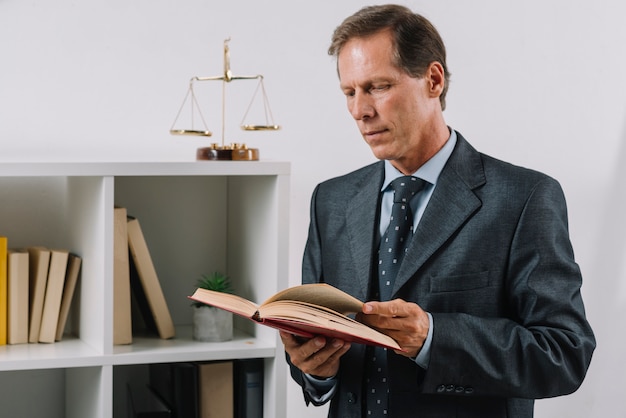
[465,387,474,394]
[455,386,465,393]
[446,384,455,392]
[437,385,446,393]
[347,392,357,404]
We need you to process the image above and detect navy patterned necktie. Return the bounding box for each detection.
[366,175,425,417]
[378,175,425,300]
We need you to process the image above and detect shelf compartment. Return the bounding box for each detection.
[0,366,107,418]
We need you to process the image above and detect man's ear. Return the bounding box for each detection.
[426,61,445,99]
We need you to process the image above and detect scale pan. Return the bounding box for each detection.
[241,125,281,131]
[170,129,212,137]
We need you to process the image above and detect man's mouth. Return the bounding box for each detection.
[363,129,387,139]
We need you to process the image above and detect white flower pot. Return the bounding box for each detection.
[193,306,233,342]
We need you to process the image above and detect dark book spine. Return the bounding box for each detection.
[128,250,158,335]
[234,359,264,418]
[148,363,174,410]
[172,363,199,418]
[127,382,172,418]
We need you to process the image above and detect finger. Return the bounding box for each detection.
[327,339,351,362]
[302,338,346,365]
[279,331,309,349]
[279,330,293,345]
[305,339,351,377]
[360,312,405,333]
[363,299,413,317]
[361,302,429,339]
[287,336,327,365]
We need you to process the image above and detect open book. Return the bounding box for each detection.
[188,283,400,351]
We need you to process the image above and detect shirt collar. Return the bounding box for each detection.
[382,128,457,191]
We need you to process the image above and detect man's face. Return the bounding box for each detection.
[338,30,442,172]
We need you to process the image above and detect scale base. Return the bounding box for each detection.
[196,143,259,161]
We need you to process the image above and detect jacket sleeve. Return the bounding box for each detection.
[301,183,324,286]
[286,184,337,406]
[421,177,596,399]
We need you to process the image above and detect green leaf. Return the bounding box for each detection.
[192,272,234,307]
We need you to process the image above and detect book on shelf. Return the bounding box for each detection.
[127,383,172,418]
[149,362,200,418]
[55,253,82,341]
[129,255,159,336]
[113,207,132,345]
[127,216,175,340]
[148,363,175,411]
[234,359,263,418]
[0,236,8,345]
[7,249,29,344]
[198,361,234,418]
[149,360,236,418]
[39,249,69,343]
[188,283,401,351]
[27,247,51,343]
[172,362,199,418]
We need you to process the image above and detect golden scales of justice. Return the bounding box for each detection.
[169,38,280,161]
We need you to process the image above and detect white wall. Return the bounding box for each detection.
[1,1,624,417]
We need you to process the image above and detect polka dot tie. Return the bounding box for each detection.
[378,176,425,301]
[366,175,425,417]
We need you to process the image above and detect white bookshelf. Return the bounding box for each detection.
[0,161,290,418]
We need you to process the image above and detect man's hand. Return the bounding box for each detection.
[279,331,351,378]
[358,299,429,358]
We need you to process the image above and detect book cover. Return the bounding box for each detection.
[188,283,401,350]
[55,253,82,341]
[149,361,235,418]
[198,361,234,418]
[127,216,175,340]
[172,362,199,418]
[127,383,172,418]
[148,363,175,410]
[129,252,159,336]
[39,249,69,343]
[27,247,51,343]
[7,249,29,344]
[234,359,263,418]
[113,207,132,345]
[0,236,8,345]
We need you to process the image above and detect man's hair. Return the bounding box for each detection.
[328,4,450,110]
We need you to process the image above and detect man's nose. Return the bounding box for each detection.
[349,92,375,120]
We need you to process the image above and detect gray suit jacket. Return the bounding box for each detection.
[289,133,595,418]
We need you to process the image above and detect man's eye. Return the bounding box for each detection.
[371,85,390,92]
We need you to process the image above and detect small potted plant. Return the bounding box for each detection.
[191,272,234,342]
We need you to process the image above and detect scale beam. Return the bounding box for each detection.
[169,38,280,161]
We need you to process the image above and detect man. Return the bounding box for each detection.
[280,4,595,418]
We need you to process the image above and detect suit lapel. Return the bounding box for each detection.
[346,163,384,301]
[393,134,486,296]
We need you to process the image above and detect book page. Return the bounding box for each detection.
[190,289,259,318]
[262,283,363,315]
[260,300,400,350]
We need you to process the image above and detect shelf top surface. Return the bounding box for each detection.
[0,161,290,177]
[0,328,277,371]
